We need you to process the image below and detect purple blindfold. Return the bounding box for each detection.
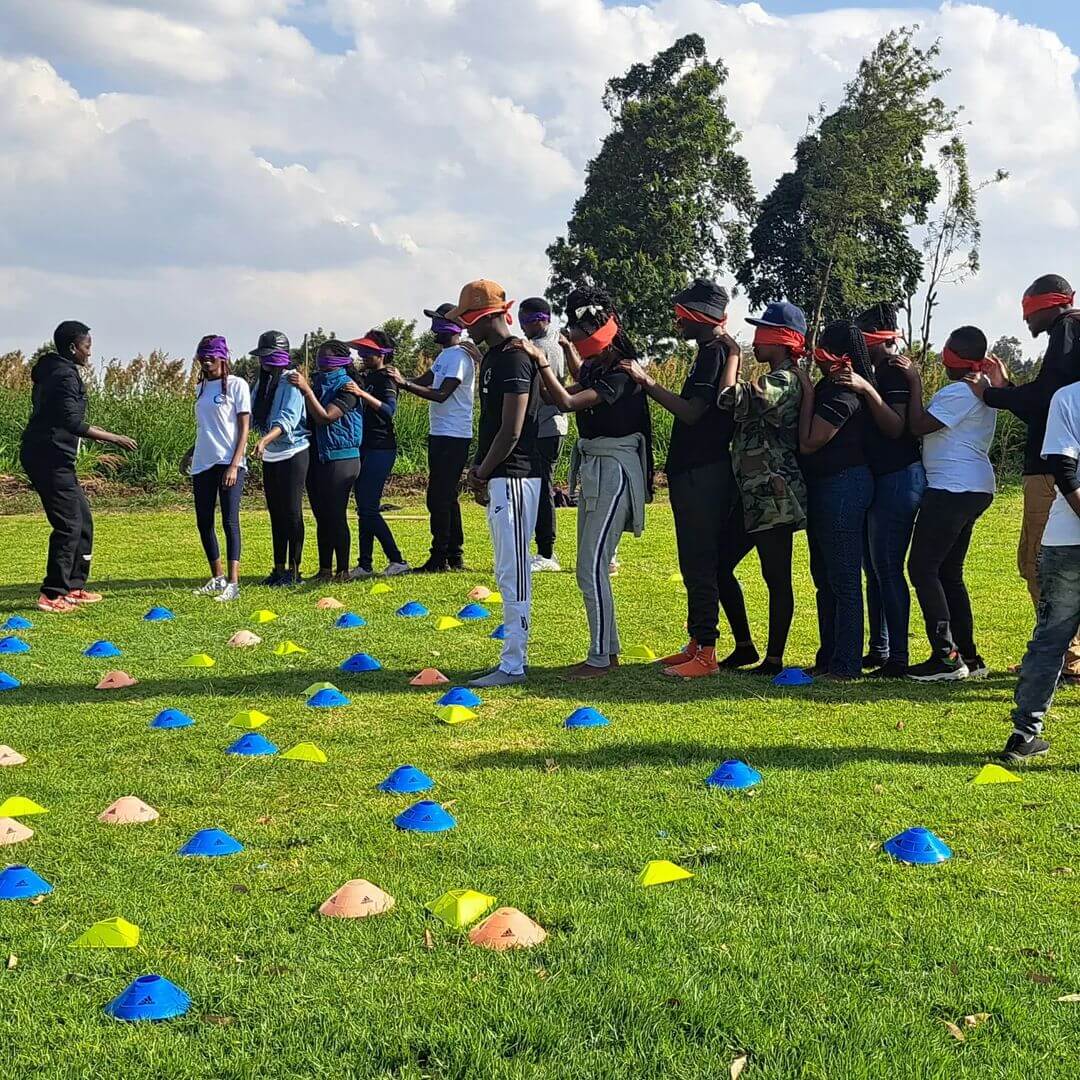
[519,311,551,326]
[261,350,291,368]
[431,318,464,336]
[317,352,353,368]
[196,336,229,360]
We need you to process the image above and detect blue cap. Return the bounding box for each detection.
[226,733,278,756]
[0,672,21,692]
[307,688,350,708]
[105,974,191,1022]
[564,707,609,729]
[883,827,952,865]
[772,666,813,687]
[456,603,490,621]
[746,301,807,335]
[179,828,244,856]
[0,864,52,900]
[705,759,762,790]
[490,624,507,641]
[0,636,30,655]
[340,652,381,673]
[150,707,194,730]
[378,764,435,794]
[2,616,32,630]
[143,607,175,622]
[396,601,429,618]
[437,687,481,708]
[83,640,121,659]
[334,613,366,629]
[394,799,456,832]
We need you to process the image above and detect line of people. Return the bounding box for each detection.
[19,273,1080,761]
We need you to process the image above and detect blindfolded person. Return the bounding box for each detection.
[20,321,137,613]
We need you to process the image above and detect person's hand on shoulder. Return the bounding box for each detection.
[986,355,1009,388]
[831,367,872,395]
[616,359,652,388]
[385,365,406,386]
[964,373,990,400]
[285,370,309,393]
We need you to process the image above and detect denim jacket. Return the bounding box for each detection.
[254,376,309,456]
[313,368,363,463]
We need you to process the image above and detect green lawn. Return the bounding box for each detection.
[1,491,1078,1079]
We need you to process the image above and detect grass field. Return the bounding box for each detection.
[1,490,1078,1079]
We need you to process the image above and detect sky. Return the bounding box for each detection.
[0,1,1077,362]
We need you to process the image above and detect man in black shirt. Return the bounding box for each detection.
[968,273,1080,677]
[449,279,542,687]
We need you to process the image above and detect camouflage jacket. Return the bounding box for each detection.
[717,364,807,534]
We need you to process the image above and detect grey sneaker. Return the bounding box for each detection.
[214,582,240,603]
[194,576,226,596]
[349,565,373,580]
[384,561,411,577]
[468,668,526,688]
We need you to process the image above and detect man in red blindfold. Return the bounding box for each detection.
[967,273,1080,679]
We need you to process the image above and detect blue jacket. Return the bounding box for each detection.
[313,368,364,462]
[253,375,309,457]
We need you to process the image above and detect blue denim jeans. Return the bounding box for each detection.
[807,465,874,677]
[864,462,927,665]
[1012,544,1080,737]
[354,448,403,570]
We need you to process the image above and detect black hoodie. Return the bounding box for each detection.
[21,352,91,466]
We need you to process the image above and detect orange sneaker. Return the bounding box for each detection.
[37,594,76,614]
[664,646,719,678]
[66,590,103,603]
[658,639,698,667]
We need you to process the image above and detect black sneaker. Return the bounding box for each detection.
[446,558,466,572]
[415,558,449,574]
[907,654,970,682]
[863,652,889,670]
[261,570,282,587]
[719,644,760,669]
[963,655,989,679]
[749,659,784,678]
[999,732,1049,763]
[270,570,301,588]
[867,661,909,679]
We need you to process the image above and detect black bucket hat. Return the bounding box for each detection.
[673,278,730,322]
[250,330,290,357]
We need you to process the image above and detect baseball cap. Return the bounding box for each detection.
[422,302,459,322]
[745,301,807,336]
[446,280,514,326]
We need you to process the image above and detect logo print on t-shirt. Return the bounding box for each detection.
[214,393,228,405]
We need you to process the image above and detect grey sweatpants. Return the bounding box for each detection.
[576,456,633,666]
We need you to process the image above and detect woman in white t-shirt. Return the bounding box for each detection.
[188,335,251,601]
[901,326,1003,681]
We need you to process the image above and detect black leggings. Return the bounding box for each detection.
[262,449,308,570]
[193,464,245,565]
[307,456,360,573]
[719,521,796,660]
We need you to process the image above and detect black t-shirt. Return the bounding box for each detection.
[865,361,921,476]
[800,379,866,480]
[476,338,542,478]
[576,362,650,440]
[360,369,397,451]
[664,341,735,475]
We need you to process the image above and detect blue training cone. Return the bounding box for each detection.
[307,688,350,708]
[457,603,490,621]
[0,672,21,692]
[437,687,482,708]
[83,640,121,659]
[334,613,366,629]
[705,760,762,790]
[564,707,609,729]
[394,799,455,832]
[490,624,507,641]
[378,765,435,794]
[0,637,30,655]
[179,828,244,856]
[396,601,430,618]
[143,607,174,622]
[772,667,813,687]
[105,974,191,1022]
[2,616,32,631]
[227,733,278,757]
[884,827,952,865]
[0,864,52,900]
[150,708,194,730]
[340,653,381,673]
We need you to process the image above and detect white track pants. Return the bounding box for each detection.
[487,477,541,675]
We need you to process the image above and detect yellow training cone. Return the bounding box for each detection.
[302,682,339,698]
[71,916,140,949]
[281,742,327,763]
[638,859,694,887]
[668,572,684,586]
[230,709,271,729]
[272,640,307,656]
[425,888,496,928]
[0,796,47,818]
[972,763,1022,785]
[251,610,278,624]
[437,705,475,725]
[436,616,463,631]
[487,592,502,604]
[370,582,392,596]
[625,645,656,661]
[0,818,33,845]
[227,630,261,648]
[182,654,215,668]
[0,745,27,766]
[315,597,344,610]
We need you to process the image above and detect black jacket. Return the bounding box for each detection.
[21,352,91,466]
[984,311,1080,475]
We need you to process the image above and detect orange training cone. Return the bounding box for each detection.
[318,879,395,918]
[468,586,492,601]
[316,597,345,610]
[227,630,262,648]
[0,745,27,766]
[96,670,137,690]
[468,907,548,950]
[410,668,450,686]
[0,818,33,845]
[98,796,159,825]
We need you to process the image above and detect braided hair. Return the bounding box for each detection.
[853,301,899,334]
[565,285,638,362]
[818,321,876,384]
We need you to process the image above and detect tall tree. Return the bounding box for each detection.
[546,34,755,345]
[740,28,954,332]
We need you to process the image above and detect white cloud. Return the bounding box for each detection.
[0,0,1077,361]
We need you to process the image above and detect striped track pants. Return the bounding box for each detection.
[487,477,541,675]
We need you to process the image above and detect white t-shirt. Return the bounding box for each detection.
[922,380,997,494]
[428,344,476,439]
[191,374,251,474]
[1040,382,1080,546]
[532,325,569,438]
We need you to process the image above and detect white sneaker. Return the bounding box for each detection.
[531,555,561,573]
[384,561,410,577]
[349,565,373,580]
[609,556,621,576]
[194,576,226,596]
[214,582,240,602]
